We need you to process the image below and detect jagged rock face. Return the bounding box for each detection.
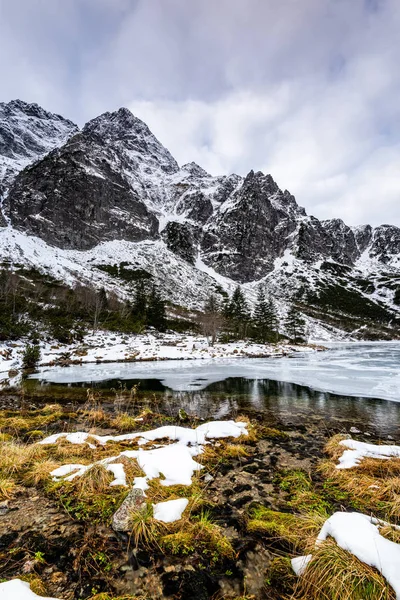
[354,224,373,254]
[2,101,400,287]
[0,100,78,197]
[175,190,213,224]
[295,218,360,265]
[161,221,201,264]
[369,225,400,264]
[5,125,159,249]
[200,171,303,282]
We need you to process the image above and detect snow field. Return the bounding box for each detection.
[0,329,299,380]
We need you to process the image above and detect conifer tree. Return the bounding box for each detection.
[147,285,167,332]
[227,286,250,338]
[285,305,307,342]
[253,286,279,342]
[133,279,147,321]
[266,297,279,342]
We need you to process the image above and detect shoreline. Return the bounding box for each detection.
[0,330,322,383]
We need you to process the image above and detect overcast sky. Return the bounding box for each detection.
[1,0,400,226]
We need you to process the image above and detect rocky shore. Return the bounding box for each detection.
[0,383,398,600]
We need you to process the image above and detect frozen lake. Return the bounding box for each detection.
[30,342,400,402]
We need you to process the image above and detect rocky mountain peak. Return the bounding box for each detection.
[0,99,78,200]
[1,99,76,128]
[82,107,179,175]
[181,162,210,178]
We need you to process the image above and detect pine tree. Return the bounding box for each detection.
[285,305,307,342]
[147,285,167,332]
[133,279,147,321]
[227,286,250,338]
[253,286,279,342]
[266,297,279,342]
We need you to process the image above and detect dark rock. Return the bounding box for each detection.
[162,568,217,600]
[161,221,201,264]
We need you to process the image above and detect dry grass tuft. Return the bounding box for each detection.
[81,407,110,426]
[222,443,250,459]
[111,413,139,432]
[23,459,60,486]
[72,463,113,497]
[129,503,164,548]
[294,538,395,600]
[323,433,349,461]
[320,437,400,520]
[0,441,46,476]
[0,476,17,499]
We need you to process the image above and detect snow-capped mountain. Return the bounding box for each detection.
[1,99,400,340]
[0,100,78,205]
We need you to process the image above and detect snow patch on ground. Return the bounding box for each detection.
[44,420,247,507]
[153,498,189,523]
[292,512,400,599]
[0,578,59,599]
[336,439,400,469]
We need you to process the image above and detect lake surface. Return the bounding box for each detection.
[28,343,400,438]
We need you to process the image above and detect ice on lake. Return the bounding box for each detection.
[30,343,400,403]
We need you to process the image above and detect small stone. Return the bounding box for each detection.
[204,473,214,483]
[350,427,361,434]
[112,487,146,533]
[0,501,9,516]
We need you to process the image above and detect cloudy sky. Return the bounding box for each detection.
[1,0,400,226]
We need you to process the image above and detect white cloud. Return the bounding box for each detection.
[1,0,400,226]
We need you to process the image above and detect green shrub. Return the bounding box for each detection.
[22,344,41,370]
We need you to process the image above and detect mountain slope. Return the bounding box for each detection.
[1,101,400,340]
[0,100,78,201]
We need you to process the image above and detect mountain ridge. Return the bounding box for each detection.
[1,99,400,340]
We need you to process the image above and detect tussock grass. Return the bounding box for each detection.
[111,413,139,432]
[0,476,17,499]
[0,441,46,476]
[247,506,324,553]
[108,455,144,486]
[81,407,110,426]
[129,503,164,548]
[72,463,114,498]
[160,509,235,563]
[223,443,250,459]
[264,556,297,599]
[321,436,400,520]
[23,459,60,486]
[294,538,395,600]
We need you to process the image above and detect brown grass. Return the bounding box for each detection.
[294,538,395,600]
[71,463,114,498]
[0,476,17,499]
[23,459,60,486]
[321,436,400,520]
